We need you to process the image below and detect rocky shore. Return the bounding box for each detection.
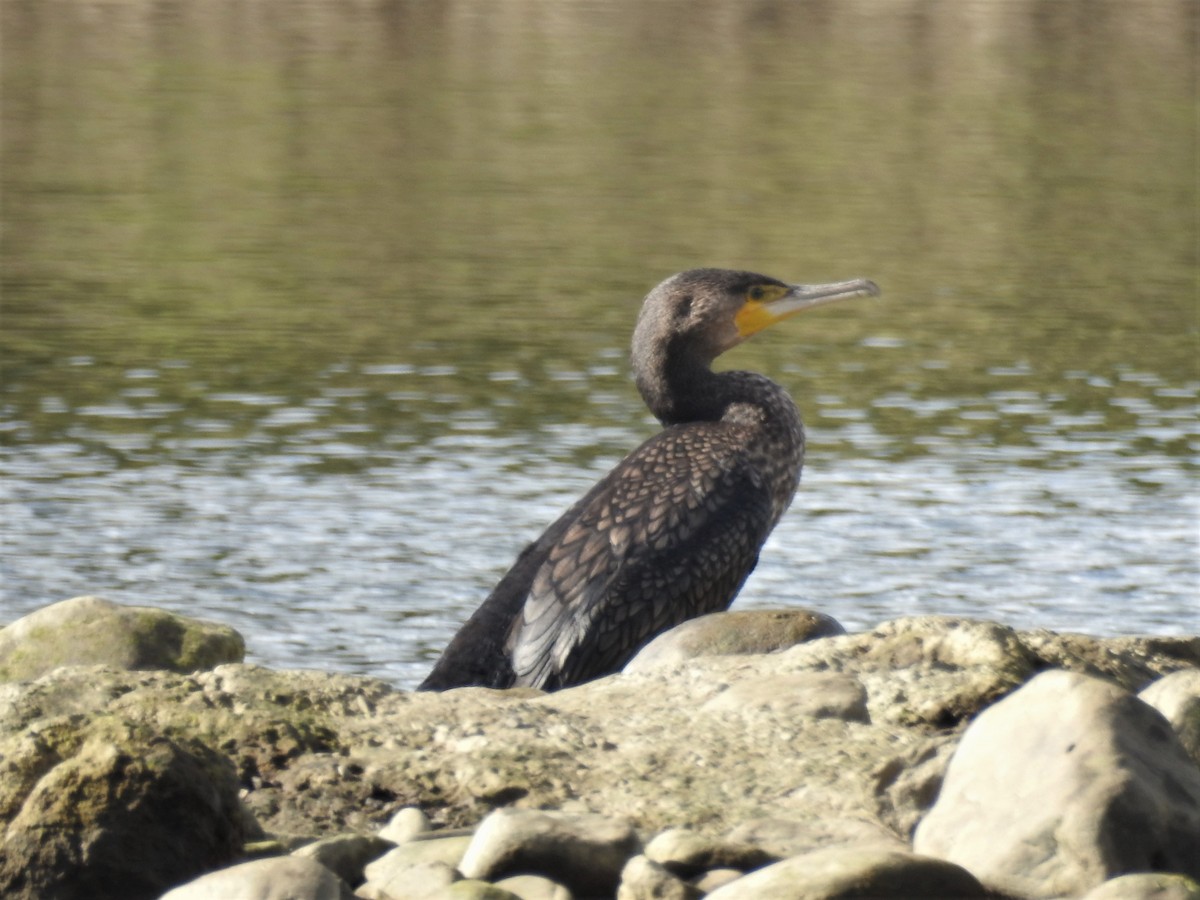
[1,595,1198,900]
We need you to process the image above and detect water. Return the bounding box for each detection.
[2,0,1197,688]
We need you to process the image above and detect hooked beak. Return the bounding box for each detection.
[735,278,880,340]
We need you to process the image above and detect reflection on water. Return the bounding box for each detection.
[2,0,1196,686]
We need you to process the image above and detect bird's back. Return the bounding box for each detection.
[419,414,791,691]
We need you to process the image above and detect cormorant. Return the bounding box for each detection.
[419,268,878,691]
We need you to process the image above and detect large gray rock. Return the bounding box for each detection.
[458,808,640,896]
[0,596,244,681]
[160,856,353,900]
[914,669,1200,899]
[704,846,987,899]
[624,609,844,672]
[0,733,244,900]
[1140,669,1200,767]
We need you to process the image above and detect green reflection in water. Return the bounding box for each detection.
[2,0,1196,471]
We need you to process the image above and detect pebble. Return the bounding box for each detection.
[615,855,700,900]
[494,874,574,900]
[701,671,869,723]
[623,608,844,672]
[293,834,395,886]
[160,856,352,900]
[458,808,640,896]
[378,806,432,844]
[362,835,473,887]
[692,869,742,893]
[355,860,457,899]
[642,827,775,877]
[445,882,522,899]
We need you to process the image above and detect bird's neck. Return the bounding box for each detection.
[635,348,717,424]
[637,354,807,530]
[635,347,799,433]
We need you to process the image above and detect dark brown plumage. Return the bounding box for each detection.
[419,268,878,691]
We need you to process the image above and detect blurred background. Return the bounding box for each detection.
[2,0,1196,687]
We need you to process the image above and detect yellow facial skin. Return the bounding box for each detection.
[733,285,793,339]
[734,279,880,341]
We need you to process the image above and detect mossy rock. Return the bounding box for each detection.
[0,596,244,682]
[0,731,244,900]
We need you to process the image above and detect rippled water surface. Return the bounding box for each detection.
[2,0,1197,687]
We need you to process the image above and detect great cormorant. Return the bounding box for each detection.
[419,268,878,691]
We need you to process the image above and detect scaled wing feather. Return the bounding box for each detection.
[509,422,774,688]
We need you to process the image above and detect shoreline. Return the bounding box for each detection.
[1,596,1198,900]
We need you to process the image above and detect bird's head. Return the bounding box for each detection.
[633,268,879,369]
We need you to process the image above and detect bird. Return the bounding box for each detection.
[418,268,878,692]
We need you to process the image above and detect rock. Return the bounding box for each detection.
[356,860,458,899]
[362,835,473,885]
[701,671,869,723]
[872,735,958,838]
[1140,669,1200,767]
[1022,631,1200,692]
[494,873,574,900]
[704,845,987,899]
[378,806,432,844]
[616,855,702,900]
[914,669,1200,899]
[11,618,1186,844]
[643,827,775,877]
[240,797,269,841]
[784,616,1039,728]
[446,883,523,899]
[3,607,1196,897]
[458,808,641,896]
[1080,873,1200,900]
[293,833,395,886]
[245,840,292,858]
[725,816,904,858]
[624,609,844,673]
[693,869,742,892]
[0,595,244,681]
[161,856,353,900]
[0,733,244,900]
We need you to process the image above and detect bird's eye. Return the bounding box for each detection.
[748,286,766,301]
